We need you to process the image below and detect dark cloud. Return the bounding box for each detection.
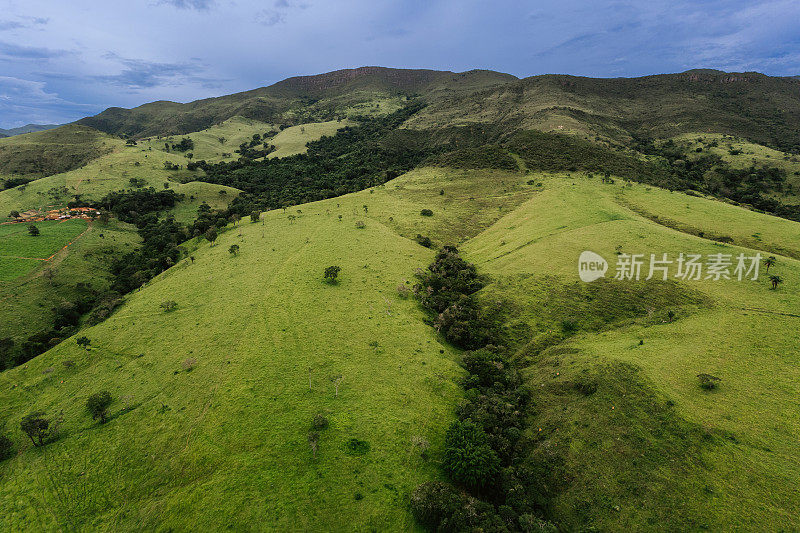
[92,55,214,89]
[0,41,69,60]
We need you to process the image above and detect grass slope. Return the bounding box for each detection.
[0,187,467,531]
[267,120,348,159]
[0,125,114,180]
[462,174,800,530]
[1,166,798,530]
[0,218,139,340]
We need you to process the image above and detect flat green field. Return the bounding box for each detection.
[0,220,89,281]
[0,167,798,530]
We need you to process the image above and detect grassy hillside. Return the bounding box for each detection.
[267,120,348,159]
[0,125,114,182]
[460,174,800,530]
[0,218,139,348]
[0,186,467,530]
[1,166,798,529]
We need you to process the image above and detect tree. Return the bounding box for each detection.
[769,275,783,289]
[28,224,40,236]
[204,227,218,245]
[160,300,177,312]
[76,336,91,350]
[308,431,320,459]
[420,209,434,217]
[250,211,260,223]
[324,265,341,283]
[8,210,20,219]
[229,244,240,256]
[441,420,500,489]
[764,256,776,272]
[20,412,50,446]
[697,373,721,390]
[87,391,113,423]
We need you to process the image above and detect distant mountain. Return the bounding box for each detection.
[0,123,60,136]
[76,67,517,137]
[75,67,800,154]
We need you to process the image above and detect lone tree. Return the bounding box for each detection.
[308,431,320,459]
[229,244,240,256]
[204,227,218,245]
[769,275,783,290]
[160,300,177,312]
[420,209,434,217]
[697,373,721,390]
[87,391,113,423]
[76,336,91,350]
[28,224,40,237]
[20,412,50,446]
[8,210,20,219]
[764,256,776,273]
[324,265,341,284]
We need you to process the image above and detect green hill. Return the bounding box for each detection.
[1,166,799,530]
[2,66,800,531]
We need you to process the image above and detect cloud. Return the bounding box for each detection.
[91,54,226,91]
[0,41,69,60]
[0,17,48,31]
[158,0,215,10]
[0,76,94,127]
[256,0,309,26]
[0,21,23,31]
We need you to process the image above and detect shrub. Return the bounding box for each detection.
[355,220,366,229]
[324,265,341,283]
[20,412,50,446]
[441,420,500,489]
[420,209,434,217]
[415,234,433,248]
[229,244,240,256]
[86,391,113,423]
[160,300,177,312]
[0,435,13,461]
[697,373,721,390]
[250,211,260,223]
[182,358,197,372]
[312,413,329,430]
[76,336,91,349]
[344,438,370,455]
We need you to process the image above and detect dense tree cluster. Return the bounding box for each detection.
[632,137,800,221]
[412,247,554,531]
[184,104,437,217]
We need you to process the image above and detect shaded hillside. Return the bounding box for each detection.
[0,125,113,182]
[77,67,516,138]
[409,69,800,153]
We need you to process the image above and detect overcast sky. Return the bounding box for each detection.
[1,0,799,128]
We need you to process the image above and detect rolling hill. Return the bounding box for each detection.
[1,167,798,530]
[0,124,60,137]
[1,65,800,531]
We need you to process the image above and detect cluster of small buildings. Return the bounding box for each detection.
[8,207,100,223]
